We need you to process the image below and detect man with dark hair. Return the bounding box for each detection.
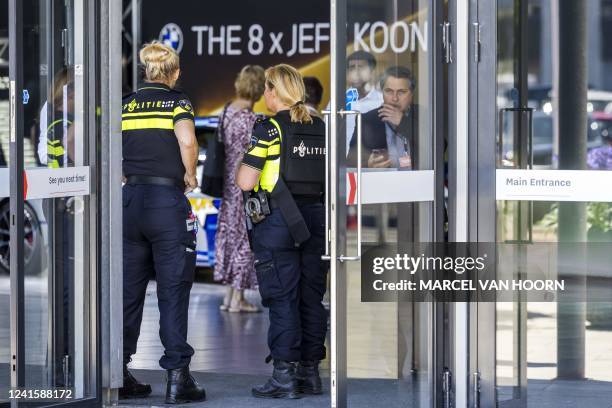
[348,65,419,169]
[347,50,377,97]
[326,51,383,151]
[345,52,382,148]
[303,76,324,118]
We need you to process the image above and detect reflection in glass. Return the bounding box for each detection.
[343,0,433,406]
[19,0,91,401]
[37,68,75,169]
[496,1,612,406]
[0,198,6,401]
[0,1,9,401]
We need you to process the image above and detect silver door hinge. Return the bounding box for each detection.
[442,368,452,408]
[63,355,71,387]
[473,22,481,63]
[472,371,481,408]
[442,22,453,64]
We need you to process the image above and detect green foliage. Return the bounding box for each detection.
[537,202,612,234]
[586,202,612,233]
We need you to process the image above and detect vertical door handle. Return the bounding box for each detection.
[498,107,535,242]
[525,108,534,242]
[338,110,362,262]
[322,110,331,260]
[9,80,16,143]
[498,107,534,169]
[321,110,363,262]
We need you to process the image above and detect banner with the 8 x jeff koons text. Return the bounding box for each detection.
[361,242,612,302]
[139,0,429,116]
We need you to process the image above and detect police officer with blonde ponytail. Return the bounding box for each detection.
[237,64,328,399]
[120,42,205,404]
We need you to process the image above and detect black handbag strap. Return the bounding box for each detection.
[216,102,231,143]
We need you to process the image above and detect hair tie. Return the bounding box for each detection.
[292,101,304,108]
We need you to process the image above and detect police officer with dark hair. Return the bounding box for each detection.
[236,64,328,399]
[120,42,205,404]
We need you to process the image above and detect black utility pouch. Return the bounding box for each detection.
[244,190,271,224]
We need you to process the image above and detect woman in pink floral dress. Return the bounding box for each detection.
[214,65,265,312]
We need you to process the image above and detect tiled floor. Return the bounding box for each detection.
[118,369,424,408]
[122,281,420,407]
[129,281,273,376]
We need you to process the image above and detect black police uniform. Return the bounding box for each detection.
[242,110,328,397]
[121,82,197,371]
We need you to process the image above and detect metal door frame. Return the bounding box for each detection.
[8,0,103,406]
[328,2,347,406]
[466,0,498,407]
[446,0,502,407]
[328,0,448,406]
[8,2,26,403]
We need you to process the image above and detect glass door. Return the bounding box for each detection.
[328,0,447,406]
[5,0,99,406]
[473,1,612,407]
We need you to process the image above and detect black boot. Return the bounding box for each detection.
[165,367,206,404]
[296,360,322,395]
[252,360,301,399]
[118,366,152,399]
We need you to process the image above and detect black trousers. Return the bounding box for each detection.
[251,203,328,362]
[122,184,197,370]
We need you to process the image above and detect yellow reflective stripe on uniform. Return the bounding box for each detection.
[122,111,173,118]
[267,144,280,155]
[248,146,268,158]
[47,144,65,156]
[47,139,61,146]
[253,118,283,192]
[173,106,194,116]
[258,138,280,146]
[256,159,280,192]
[122,118,174,131]
[46,119,72,132]
[48,160,60,169]
[47,119,64,131]
[255,117,283,192]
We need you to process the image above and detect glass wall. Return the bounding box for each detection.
[1,0,97,404]
[496,1,612,406]
[22,0,92,397]
[339,0,437,406]
[0,1,10,403]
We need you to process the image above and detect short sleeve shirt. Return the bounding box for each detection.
[241,116,282,192]
[122,82,195,181]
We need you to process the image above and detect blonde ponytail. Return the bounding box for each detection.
[139,41,180,84]
[289,101,312,124]
[265,64,313,124]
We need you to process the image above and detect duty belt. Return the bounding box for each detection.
[126,175,184,190]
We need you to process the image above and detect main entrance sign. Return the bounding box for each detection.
[496,169,612,202]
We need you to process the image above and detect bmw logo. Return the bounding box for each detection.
[159,23,183,53]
